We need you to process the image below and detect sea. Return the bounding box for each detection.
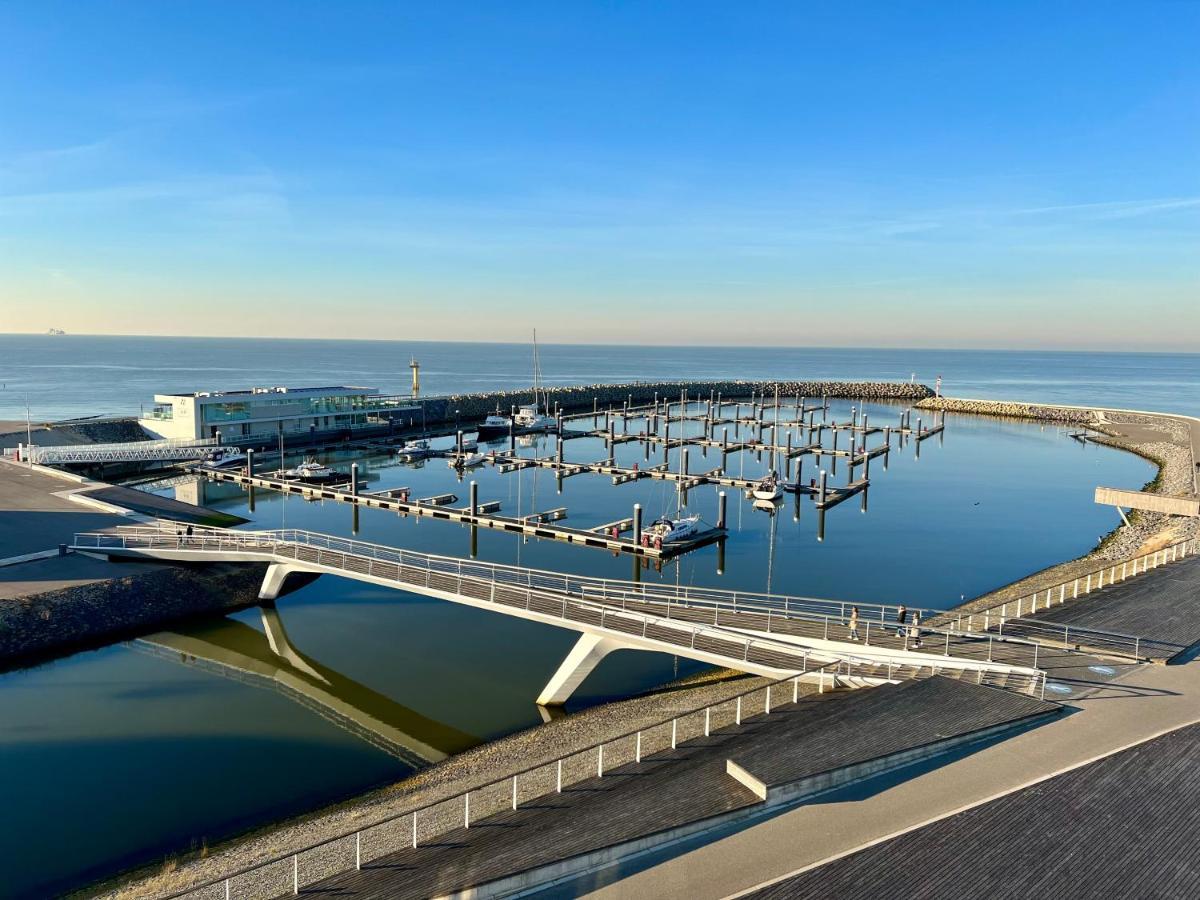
[1,334,1198,422]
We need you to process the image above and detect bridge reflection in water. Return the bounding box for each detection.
[134,604,479,768]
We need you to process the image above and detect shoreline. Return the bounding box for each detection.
[916,397,1199,624]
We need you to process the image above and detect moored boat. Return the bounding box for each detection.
[642,514,703,547]
[283,459,338,481]
[200,447,247,469]
[751,471,783,501]
[449,452,486,469]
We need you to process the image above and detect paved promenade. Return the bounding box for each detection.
[743,721,1200,899]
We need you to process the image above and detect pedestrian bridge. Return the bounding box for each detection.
[71,523,1047,704]
[14,437,218,465]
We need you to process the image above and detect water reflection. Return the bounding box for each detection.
[138,606,479,766]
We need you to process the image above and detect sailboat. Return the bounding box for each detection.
[476,331,558,440]
[643,514,704,547]
[751,470,784,501]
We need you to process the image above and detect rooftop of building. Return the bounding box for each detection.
[157,385,379,401]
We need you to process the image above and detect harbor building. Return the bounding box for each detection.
[139,385,420,441]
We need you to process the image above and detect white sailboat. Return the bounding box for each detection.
[751,470,784,501]
[643,514,704,547]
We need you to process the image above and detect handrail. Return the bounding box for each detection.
[73,526,1050,675]
[79,519,934,621]
[75,528,1041,678]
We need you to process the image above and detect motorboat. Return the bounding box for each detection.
[449,452,486,470]
[476,413,513,440]
[200,447,247,469]
[396,438,434,461]
[283,459,338,481]
[642,514,704,547]
[751,471,784,501]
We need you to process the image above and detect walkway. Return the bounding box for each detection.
[571,646,1200,900]
[1016,554,1200,661]
[741,721,1200,900]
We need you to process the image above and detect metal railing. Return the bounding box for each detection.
[950,535,1199,658]
[157,647,1036,900]
[16,437,218,465]
[74,524,1047,682]
[77,527,1039,687]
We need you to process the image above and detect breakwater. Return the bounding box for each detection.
[433,379,931,423]
[0,562,266,668]
[914,397,1094,423]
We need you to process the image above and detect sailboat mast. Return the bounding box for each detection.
[531,328,544,415]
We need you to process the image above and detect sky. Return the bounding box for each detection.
[0,2,1197,349]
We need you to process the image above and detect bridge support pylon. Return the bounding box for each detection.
[537,633,624,706]
[259,563,307,601]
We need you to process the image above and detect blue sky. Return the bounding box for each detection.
[1,2,1197,348]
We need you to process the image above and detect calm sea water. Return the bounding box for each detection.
[0,336,1188,897]
[1,334,1198,421]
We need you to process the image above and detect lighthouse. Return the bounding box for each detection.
[409,357,421,397]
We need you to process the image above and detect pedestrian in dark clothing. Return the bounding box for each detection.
[895,605,908,638]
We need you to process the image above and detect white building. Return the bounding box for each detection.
[139,385,418,441]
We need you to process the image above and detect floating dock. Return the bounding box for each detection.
[187,467,725,559]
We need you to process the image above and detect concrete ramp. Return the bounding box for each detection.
[725,677,1059,805]
[1095,486,1199,518]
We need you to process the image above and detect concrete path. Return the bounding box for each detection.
[0,461,126,559]
[568,660,1200,900]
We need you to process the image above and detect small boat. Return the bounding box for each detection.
[396,438,434,461]
[642,514,704,547]
[751,471,784,501]
[476,413,513,440]
[200,448,247,469]
[449,452,486,470]
[512,403,557,432]
[283,459,338,481]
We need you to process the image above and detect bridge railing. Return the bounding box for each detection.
[77,527,1005,682]
[18,437,218,465]
[92,519,936,622]
[156,647,1035,900]
[75,525,1050,679]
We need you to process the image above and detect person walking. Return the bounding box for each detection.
[848,606,860,641]
[909,611,922,649]
[895,604,908,637]
[185,523,194,544]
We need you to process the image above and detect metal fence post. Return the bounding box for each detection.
[293,855,298,895]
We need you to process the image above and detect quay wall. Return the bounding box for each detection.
[0,562,266,669]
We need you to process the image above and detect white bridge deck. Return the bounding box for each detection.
[72,523,1048,704]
